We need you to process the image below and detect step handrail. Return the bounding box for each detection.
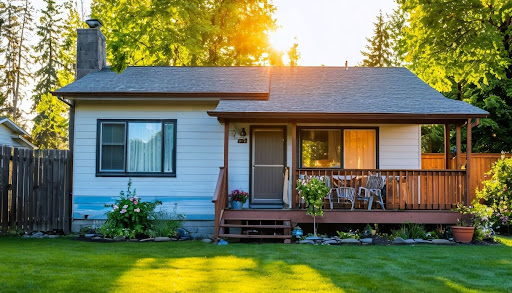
[212,167,227,241]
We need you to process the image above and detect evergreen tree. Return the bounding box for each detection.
[32,0,68,149]
[58,0,83,87]
[361,10,392,67]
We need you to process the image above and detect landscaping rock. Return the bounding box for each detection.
[392,237,407,244]
[202,239,213,243]
[176,228,190,238]
[48,235,60,239]
[299,240,315,244]
[340,238,361,245]
[170,237,179,241]
[154,237,171,242]
[432,239,455,245]
[84,233,95,238]
[360,238,373,244]
[92,236,103,240]
[404,239,416,244]
[140,238,154,242]
[32,231,44,238]
[103,238,114,242]
[22,234,31,239]
[42,234,50,238]
[113,236,126,242]
[322,240,338,245]
[217,239,228,245]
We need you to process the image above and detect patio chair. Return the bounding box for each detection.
[356,175,385,210]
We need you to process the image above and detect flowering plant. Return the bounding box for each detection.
[296,176,330,237]
[229,189,249,203]
[475,155,512,232]
[99,179,162,239]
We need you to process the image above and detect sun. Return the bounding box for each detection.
[268,28,295,52]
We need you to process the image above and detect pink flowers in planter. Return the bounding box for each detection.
[120,209,127,214]
[134,208,140,213]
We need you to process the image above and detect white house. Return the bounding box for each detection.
[53,26,487,238]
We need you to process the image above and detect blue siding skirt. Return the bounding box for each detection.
[73,195,214,221]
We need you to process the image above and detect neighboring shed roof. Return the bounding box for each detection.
[0,117,29,136]
[53,66,270,98]
[210,67,488,118]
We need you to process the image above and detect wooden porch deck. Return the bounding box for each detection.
[223,209,461,224]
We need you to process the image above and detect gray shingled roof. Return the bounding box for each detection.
[54,66,487,116]
[54,66,270,95]
[212,67,488,116]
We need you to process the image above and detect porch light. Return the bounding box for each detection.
[85,19,103,28]
[240,128,247,137]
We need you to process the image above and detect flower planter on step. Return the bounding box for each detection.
[452,226,475,243]
[231,200,243,210]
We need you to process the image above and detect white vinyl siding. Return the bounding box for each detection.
[72,101,223,219]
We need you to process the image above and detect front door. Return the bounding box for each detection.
[251,127,286,205]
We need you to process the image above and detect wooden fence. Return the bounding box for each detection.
[422,153,512,201]
[0,146,71,234]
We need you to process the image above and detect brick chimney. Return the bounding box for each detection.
[76,23,106,80]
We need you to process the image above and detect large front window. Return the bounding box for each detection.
[299,128,377,169]
[97,120,176,176]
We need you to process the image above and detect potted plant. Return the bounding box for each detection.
[296,176,330,238]
[452,204,476,243]
[230,189,248,210]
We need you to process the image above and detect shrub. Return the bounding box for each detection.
[390,223,427,240]
[151,205,185,238]
[99,179,162,239]
[475,154,512,232]
[296,176,330,237]
[336,230,360,240]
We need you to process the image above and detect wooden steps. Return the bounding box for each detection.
[219,217,292,243]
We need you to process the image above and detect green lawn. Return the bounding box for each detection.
[0,237,511,293]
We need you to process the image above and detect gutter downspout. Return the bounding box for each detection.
[58,95,74,234]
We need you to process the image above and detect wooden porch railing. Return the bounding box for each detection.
[212,167,228,240]
[295,169,466,210]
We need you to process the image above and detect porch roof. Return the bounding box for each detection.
[208,67,487,122]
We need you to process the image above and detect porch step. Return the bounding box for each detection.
[219,234,292,239]
[219,218,292,243]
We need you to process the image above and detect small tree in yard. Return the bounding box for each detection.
[296,176,330,237]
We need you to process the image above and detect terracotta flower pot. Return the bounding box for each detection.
[452,226,475,243]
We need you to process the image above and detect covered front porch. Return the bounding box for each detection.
[210,116,479,240]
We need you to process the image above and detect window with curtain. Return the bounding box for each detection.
[344,129,376,169]
[97,120,176,176]
[299,128,377,169]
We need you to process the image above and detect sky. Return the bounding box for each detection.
[32,0,398,66]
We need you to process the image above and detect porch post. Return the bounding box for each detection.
[291,123,297,208]
[456,124,462,169]
[444,124,450,169]
[224,121,229,196]
[466,118,472,205]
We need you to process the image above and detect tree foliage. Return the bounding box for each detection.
[287,42,300,67]
[396,0,512,153]
[32,0,70,149]
[361,10,393,67]
[91,0,277,72]
[0,0,33,121]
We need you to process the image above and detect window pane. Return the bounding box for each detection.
[344,129,376,169]
[101,145,125,171]
[127,122,162,172]
[102,123,125,145]
[301,130,341,168]
[164,123,175,173]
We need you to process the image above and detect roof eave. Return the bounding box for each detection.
[50,91,269,100]
[207,111,488,123]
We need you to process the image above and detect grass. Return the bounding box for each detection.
[0,237,511,292]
